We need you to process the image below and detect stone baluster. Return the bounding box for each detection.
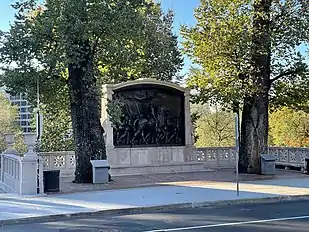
[2,133,17,182]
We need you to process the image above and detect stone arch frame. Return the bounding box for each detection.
[112,78,186,92]
[101,78,193,149]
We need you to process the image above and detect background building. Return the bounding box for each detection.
[0,87,33,133]
[8,93,32,133]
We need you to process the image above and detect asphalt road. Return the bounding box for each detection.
[2,200,309,232]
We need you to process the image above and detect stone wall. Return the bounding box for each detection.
[106,146,197,166]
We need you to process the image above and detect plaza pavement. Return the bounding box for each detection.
[0,171,309,224]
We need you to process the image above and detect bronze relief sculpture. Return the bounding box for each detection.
[112,84,185,147]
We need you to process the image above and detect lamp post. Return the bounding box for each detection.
[235,113,240,197]
[36,78,43,142]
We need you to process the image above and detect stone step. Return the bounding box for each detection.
[109,162,214,176]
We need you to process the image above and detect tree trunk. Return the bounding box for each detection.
[67,41,106,183]
[239,95,269,174]
[239,0,272,174]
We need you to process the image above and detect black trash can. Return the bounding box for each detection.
[43,170,60,193]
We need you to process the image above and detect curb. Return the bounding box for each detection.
[1,194,309,225]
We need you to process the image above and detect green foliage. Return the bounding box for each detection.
[0,93,17,132]
[191,103,235,147]
[191,103,210,143]
[38,104,74,152]
[190,111,201,143]
[269,107,309,147]
[181,0,309,109]
[181,0,253,107]
[0,0,183,152]
[13,130,27,154]
[35,84,74,152]
[0,93,17,152]
[0,0,183,101]
[106,98,125,127]
[0,92,26,153]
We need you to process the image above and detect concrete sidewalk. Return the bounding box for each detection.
[60,169,306,193]
[1,177,309,224]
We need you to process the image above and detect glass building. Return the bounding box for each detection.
[8,93,32,133]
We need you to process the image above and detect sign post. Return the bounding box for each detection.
[235,113,240,197]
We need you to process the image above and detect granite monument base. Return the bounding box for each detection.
[106,146,211,176]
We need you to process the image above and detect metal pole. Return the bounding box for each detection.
[37,78,40,110]
[36,78,42,194]
[36,78,40,141]
[235,113,240,197]
[36,78,43,142]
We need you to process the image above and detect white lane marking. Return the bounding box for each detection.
[143,215,309,231]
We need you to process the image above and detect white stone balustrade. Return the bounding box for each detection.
[0,133,20,193]
[39,149,204,176]
[196,147,309,169]
[39,151,75,177]
[0,133,43,195]
[196,147,237,168]
[0,154,22,193]
[0,143,308,194]
[38,147,309,177]
[268,147,309,167]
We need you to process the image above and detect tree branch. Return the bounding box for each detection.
[269,68,302,84]
[92,29,105,57]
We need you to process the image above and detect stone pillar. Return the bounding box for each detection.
[20,156,38,195]
[20,133,38,195]
[184,88,193,146]
[38,156,44,194]
[184,88,197,161]
[101,85,114,149]
[101,85,117,165]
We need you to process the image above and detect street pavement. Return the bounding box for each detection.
[1,199,309,231]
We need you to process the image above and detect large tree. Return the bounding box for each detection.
[0,0,183,183]
[182,0,309,173]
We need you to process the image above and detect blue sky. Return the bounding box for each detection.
[0,0,17,32]
[159,0,200,76]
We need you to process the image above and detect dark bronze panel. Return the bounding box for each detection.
[113,84,185,147]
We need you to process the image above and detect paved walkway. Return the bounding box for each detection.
[1,176,309,222]
[60,169,306,193]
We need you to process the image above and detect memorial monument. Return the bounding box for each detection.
[101,78,205,175]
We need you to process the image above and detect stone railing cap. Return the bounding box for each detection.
[90,160,109,167]
[260,154,276,161]
[104,78,188,93]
